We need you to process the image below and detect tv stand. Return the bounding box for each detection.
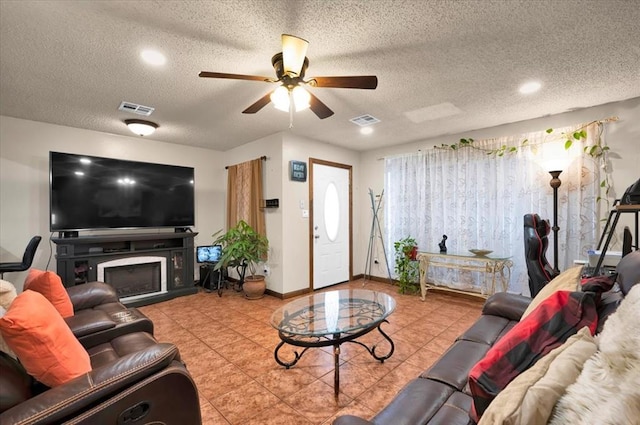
[52,232,198,307]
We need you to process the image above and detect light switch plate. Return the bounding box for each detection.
[302,209,309,218]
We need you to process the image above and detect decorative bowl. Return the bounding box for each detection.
[469,249,493,257]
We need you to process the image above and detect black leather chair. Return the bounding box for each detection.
[524,214,559,297]
[0,236,42,279]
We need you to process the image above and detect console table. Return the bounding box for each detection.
[417,251,513,300]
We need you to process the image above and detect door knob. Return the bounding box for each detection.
[314,235,320,239]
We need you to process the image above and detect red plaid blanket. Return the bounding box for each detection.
[468,290,598,421]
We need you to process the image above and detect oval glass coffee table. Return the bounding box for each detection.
[270,289,396,397]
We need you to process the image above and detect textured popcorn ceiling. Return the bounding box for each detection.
[1,0,639,152]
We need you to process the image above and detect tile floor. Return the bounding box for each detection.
[138,279,484,425]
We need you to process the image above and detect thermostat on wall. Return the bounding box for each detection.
[264,199,279,208]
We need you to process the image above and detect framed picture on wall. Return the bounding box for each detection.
[290,160,307,182]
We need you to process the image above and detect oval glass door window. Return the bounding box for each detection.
[324,182,340,241]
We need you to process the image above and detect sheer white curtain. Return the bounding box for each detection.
[384,123,601,296]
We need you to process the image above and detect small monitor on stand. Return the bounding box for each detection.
[196,245,223,293]
[196,245,222,264]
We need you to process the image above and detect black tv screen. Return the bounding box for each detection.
[50,151,195,232]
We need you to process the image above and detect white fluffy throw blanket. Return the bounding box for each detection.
[549,284,640,425]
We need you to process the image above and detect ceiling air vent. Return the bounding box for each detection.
[118,101,155,116]
[350,114,380,126]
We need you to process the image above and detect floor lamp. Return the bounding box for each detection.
[548,170,562,272]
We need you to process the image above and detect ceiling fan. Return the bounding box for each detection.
[199,34,378,119]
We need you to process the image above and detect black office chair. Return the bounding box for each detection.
[0,235,42,279]
[524,214,559,297]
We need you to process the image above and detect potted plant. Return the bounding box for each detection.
[212,220,269,299]
[393,236,419,294]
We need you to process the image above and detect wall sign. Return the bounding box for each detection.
[290,160,307,182]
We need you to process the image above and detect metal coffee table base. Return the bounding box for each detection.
[274,320,395,397]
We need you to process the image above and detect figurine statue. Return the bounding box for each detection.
[439,235,448,253]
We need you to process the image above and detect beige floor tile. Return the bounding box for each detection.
[147,278,483,424]
[194,363,252,400]
[284,380,352,424]
[212,381,280,424]
[255,367,318,398]
[243,401,313,425]
[199,398,231,425]
[323,399,376,424]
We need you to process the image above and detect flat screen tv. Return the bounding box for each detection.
[49,151,195,232]
[196,245,222,263]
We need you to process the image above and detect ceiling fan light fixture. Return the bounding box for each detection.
[270,86,291,112]
[292,86,310,111]
[281,34,309,76]
[125,119,158,136]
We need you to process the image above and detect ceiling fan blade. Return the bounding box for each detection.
[310,76,378,89]
[282,34,309,76]
[308,92,334,119]
[199,71,274,82]
[242,92,273,114]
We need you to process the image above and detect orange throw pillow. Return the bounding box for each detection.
[24,269,73,318]
[0,290,91,387]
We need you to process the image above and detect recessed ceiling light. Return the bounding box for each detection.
[141,49,166,66]
[360,127,374,135]
[519,81,541,94]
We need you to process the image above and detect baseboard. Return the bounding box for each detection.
[265,287,311,299]
[358,274,395,284]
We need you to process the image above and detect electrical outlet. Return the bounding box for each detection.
[302,209,309,218]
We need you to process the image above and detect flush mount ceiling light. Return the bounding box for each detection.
[125,119,158,136]
[519,81,542,94]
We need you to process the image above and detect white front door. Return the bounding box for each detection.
[311,161,351,289]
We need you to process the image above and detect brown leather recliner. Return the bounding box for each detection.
[0,331,201,424]
[65,281,154,347]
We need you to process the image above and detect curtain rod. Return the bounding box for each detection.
[225,156,267,170]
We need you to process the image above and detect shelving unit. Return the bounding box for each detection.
[593,204,640,275]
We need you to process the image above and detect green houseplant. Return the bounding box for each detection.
[393,236,419,294]
[212,220,269,299]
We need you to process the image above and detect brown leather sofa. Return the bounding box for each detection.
[333,253,637,425]
[0,283,201,425]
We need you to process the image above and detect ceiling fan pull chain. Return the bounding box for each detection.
[288,91,294,129]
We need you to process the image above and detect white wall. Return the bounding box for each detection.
[224,132,284,293]
[2,97,638,293]
[359,97,640,280]
[281,133,362,294]
[0,116,225,290]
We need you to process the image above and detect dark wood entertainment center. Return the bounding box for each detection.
[52,232,197,306]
